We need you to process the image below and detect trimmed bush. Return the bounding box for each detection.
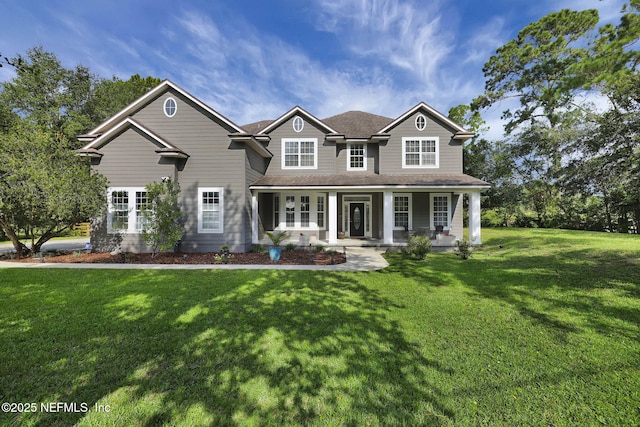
[406,235,432,260]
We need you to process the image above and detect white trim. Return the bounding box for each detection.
[393,193,413,230]
[346,143,367,171]
[402,137,439,169]
[469,191,482,244]
[198,187,224,233]
[80,117,181,151]
[250,184,490,191]
[415,114,426,131]
[163,97,177,117]
[342,195,372,238]
[261,106,337,135]
[106,187,147,234]
[87,80,244,137]
[383,191,394,244]
[379,102,467,134]
[281,138,318,170]
[292,116,304,132]
[328,192,338,244]
[430,193,451,230]
[274,192,326,230]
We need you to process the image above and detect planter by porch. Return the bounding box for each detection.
[338,231,345,239]
[269,246,282,262]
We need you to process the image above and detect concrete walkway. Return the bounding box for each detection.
[0,245,389,271]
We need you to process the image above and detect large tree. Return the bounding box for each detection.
[0,125,108,256]
[0,46,162,253]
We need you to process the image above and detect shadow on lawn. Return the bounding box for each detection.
[382,236,640,342]
[2,269,455,426]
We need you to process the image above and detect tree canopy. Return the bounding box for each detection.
[472,2,640,231]
[0,46,161,255]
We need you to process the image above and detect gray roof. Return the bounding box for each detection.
[250,174,490,189]
[322,111,393,138]
[242,111,394,139]
[241,119,274,135]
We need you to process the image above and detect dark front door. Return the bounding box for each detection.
[349,203,365,237]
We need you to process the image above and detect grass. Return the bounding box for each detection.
[1,228,639,426]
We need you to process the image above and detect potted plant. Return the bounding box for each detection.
[265,231,288,262]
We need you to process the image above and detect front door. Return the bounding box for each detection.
[349,203,365,237]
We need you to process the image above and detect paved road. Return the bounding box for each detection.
[0,237,90,255]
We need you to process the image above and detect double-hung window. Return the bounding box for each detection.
[393,194,412,230]
[430,193,451,230]
[316,195,325,228]
[347,143,366,170]
[198,188,223,233]
[402,137,439,168]
[282,138,317,169]
[108,187,147,233]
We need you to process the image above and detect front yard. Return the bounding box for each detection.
[1,228,638,426]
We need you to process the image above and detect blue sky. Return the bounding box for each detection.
[0,0,628,137]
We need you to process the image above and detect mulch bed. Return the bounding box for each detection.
[1,250,347,265]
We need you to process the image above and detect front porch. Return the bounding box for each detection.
[250,187,484,249]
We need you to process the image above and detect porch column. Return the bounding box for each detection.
[328,191,337,244]
[383,190,394,244]
[251,193,259,244]
[469,191,481,245]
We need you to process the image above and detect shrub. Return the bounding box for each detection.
[252,244,267,254]
[285,243,296,252]
[406,235,432,260]
[455,239,472,260]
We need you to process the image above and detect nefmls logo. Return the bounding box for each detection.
[41,402,89,413]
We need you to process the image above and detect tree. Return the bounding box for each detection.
[84,74,162,126]
[0,125,108,256]
[0,46,99,141]
[141,178,184,258]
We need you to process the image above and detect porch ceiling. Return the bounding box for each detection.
[250,173,490,190]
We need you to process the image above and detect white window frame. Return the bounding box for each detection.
[430,193,451,230]
[163,97,177,117]
[282,138,318,170]
[316,195,325,229]
[393,193,413,230]
[292,116,304,132]
[198,187,224,233]
[415,114,426,131]
[274,193,326,230]
[107,187,147,234]
[402,137,439,169]
[347,143,367,171]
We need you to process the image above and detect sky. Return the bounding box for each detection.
[0,0,629,138]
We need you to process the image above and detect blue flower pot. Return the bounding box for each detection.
[269,246,282,262]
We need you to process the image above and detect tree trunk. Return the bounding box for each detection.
[0,221,29,257]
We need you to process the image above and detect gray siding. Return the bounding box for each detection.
[380,111,463,175]
[93,88,251,253]
[264,116,336,176]
[335,143,378,174]
[90,127,177,252]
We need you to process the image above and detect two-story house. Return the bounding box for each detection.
[78,80,489,253]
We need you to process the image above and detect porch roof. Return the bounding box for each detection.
[250,173,490,191]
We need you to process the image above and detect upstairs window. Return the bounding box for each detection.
[347,143,366,170]
[164,98,177,117]
[282,138,317,169]
[402,137,439,168]
[415,114,426,131]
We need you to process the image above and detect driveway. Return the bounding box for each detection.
[0,237,90,255]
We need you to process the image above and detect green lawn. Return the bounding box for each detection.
[1,228,639,426]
